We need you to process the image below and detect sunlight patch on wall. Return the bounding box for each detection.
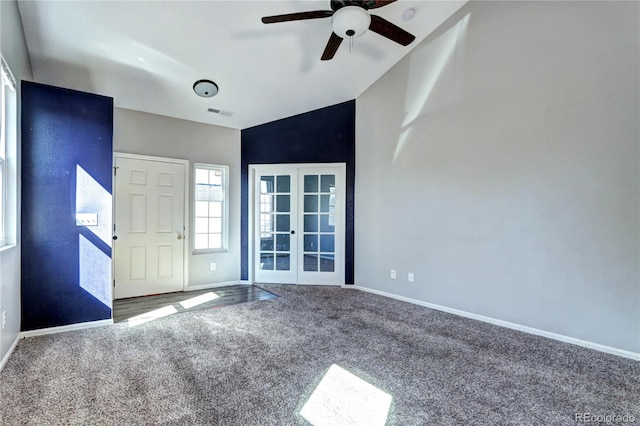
[76,164,112,247]
[127,305,178,327]
[179,292,219,309]
[79,234,112,308]
[394,13,470,164]
[300,364,392,426]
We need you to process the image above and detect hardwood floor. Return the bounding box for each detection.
[113,285,278,323]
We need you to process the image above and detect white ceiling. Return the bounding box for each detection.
[17,0,466,129]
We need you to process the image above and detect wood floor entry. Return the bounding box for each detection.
[113,285,278,323]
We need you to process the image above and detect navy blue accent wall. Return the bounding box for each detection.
[21,81,113,331]
[241,100,355,284]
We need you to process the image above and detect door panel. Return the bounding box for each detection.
[253,165,344,286]
[297,168,343,285]
[114,156,185,298]
[255,171,298,284]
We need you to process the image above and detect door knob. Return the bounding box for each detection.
[112,235,118,240]
[290,230,295,235]
[177,234,183,240]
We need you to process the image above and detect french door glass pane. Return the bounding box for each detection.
[304,254,318,272]
[320,254,335,272]
[304,195,318,212]
[276,234,290,251]
[319,215,334,232]
[261,176,274,193]
[320,195,331,212]
[261,195,274,213]
[259,174,293,273]
[260,253,274,270]
[276,175,290,192]
[260,214,273,233]
[304,234,317,251]
[276,254,290,271]
[276,195,290,212]
[260,235,274,251]
[320,235,334,252]
[304,214,318,232]
[302,172,337,274]
[276,214,290,232]
[304,175,318,192]
[320,175,335,192]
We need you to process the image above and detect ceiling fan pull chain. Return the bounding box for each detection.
[349,35,353,54]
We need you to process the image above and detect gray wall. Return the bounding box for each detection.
[0,0,32,362]
[355,1,639,353]
[113,108,242,288]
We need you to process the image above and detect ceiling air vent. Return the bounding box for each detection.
[208,108,233,117]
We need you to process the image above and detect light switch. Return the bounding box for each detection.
[76,213,98,226]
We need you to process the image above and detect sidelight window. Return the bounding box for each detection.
[0,56,16,248]
[193,163,229,252]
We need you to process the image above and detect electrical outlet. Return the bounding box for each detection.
[210,262,216,271]
[390,269,396,279]
[2,311,6,330]
[408,272,414,282]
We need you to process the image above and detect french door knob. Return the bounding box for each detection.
[290,230,295,235]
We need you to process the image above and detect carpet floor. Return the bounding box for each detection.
[0,285,638,425]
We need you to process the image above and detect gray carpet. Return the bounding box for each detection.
[1,285,638,425]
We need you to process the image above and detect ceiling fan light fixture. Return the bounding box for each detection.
[332,6,371,39]
[193,79,218,98]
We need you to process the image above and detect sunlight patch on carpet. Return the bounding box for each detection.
[127,305,178,327]
[300,364,392,426]
[179,292,220,309]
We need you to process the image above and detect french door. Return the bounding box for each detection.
[253,164,345,286]
[113,154,187,299]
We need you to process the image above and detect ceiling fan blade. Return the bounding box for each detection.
[362,0,398,10]
[369,14,415,46]
[321,32,343,61]
[262,10,333,24]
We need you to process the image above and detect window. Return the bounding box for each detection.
[0,56,16,248]
[193,163,229,252]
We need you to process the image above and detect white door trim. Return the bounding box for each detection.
[248,163,346,285]
[113,152,190,297]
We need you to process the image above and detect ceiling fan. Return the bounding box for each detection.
[261,0,416,61]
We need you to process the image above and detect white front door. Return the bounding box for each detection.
[114,155,186,299]
[253,164,345,286]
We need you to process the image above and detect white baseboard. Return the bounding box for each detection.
[185,280,250,292]
[0,335,20,372]
[19,319,113,339]
[351,285,640,361]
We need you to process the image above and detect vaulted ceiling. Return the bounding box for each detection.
[18,0,466,129]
